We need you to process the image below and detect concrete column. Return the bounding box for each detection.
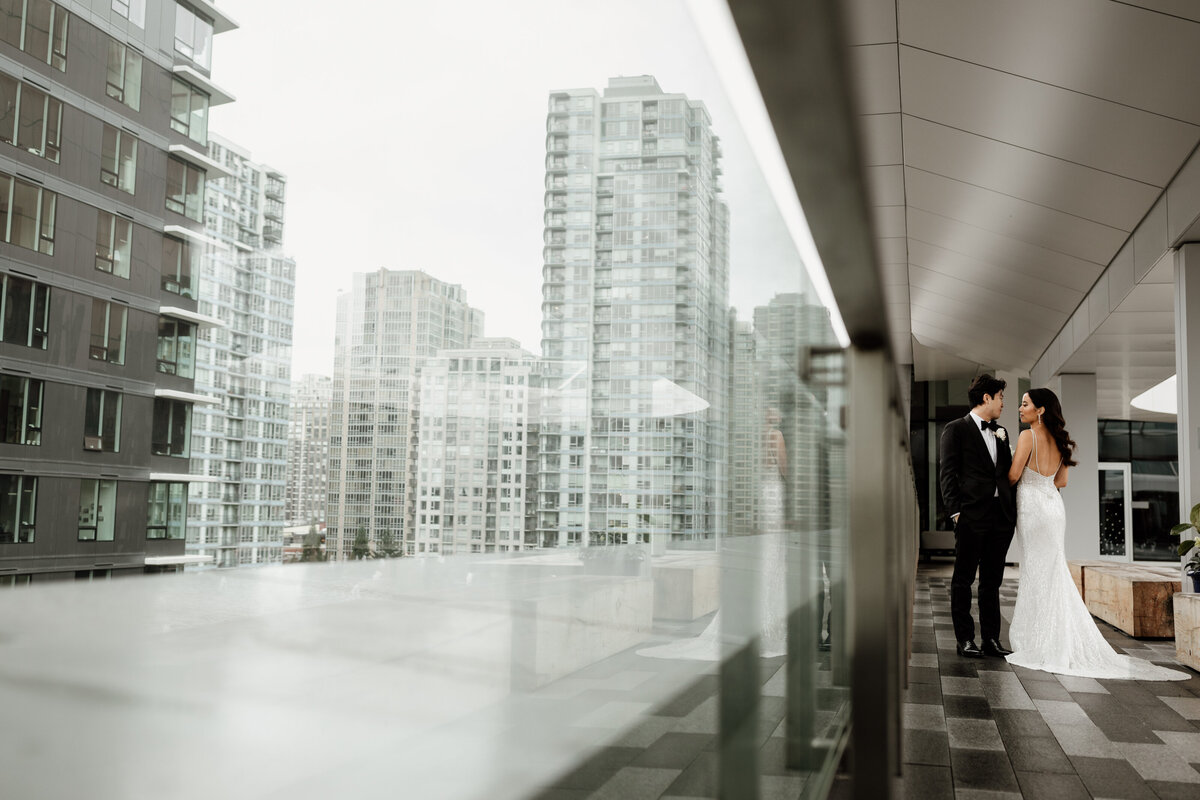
[1176,244,1200,517]
[1058,373,1100,561]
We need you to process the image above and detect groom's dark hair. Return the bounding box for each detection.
[967,374,1006,407]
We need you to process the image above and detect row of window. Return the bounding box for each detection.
[0,473,186,543]
[97,213,197,298]
[0,374,192,455]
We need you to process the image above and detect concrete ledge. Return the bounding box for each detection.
[651,552,719,621]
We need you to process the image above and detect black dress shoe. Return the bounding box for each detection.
[956,640,984,659]
[982,639,1013,657]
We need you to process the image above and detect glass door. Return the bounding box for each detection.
[1098,462,1132,561]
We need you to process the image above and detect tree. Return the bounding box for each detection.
[352,527,371,560]
[376,528,402,559]
[300,523,325,562]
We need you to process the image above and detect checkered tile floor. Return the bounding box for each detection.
[906,571,1200,799]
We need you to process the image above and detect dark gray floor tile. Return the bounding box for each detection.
[1021,678,1074,702]
[1015,770,1090,800]
[529,789,590,800]
[549,746,642,791]
[901,764,954,800]
[1147,779,1200,799]
[632,732,712,770]
[655,676,718,718]
[1104,680,1199,734]
[911,639,939,654]
[992,708,1055,739]
[1069,755,1160,800]
[662,750,716,797]
[905,682,942,705]
[909,666,941,684]
[942,695,993,720]
[1004,734,1074,774]
[949,748,1020,792]
[939,659,981,678]
[903,729,950,766]
[975,658,1015,673]
[1073,692,1163,743]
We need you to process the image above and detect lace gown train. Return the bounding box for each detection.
[1006,454,1188,680]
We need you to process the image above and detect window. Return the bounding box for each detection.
[0,473,36,542]
[95,211,131,277]
[78,479,116,541]
[161,235,195,297]
[105,40,141,110]
[111,0,144,27]
[173,3,211,69]
[100,124,137,194]
[147,481,187,539]
[0,0,68,71]
[84,388,121,452]
[170,78,208,146]
[0,274,48,349]
[89,299,126,364]
[152,398,191,457]
[165,157,204,221]
[157,317,194,378]
[0,74,62,162]
[0,172,56,254]
[0,374,42,445]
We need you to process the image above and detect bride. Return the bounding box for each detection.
[1005,389,1188,680]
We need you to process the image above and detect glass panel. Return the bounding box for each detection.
[16,87,44,155]
[170,79,189,134]
[0,74,17,145]
[189,89,208,145]
[165,157,185,214]
[23,0,51,66]
[0,473,20,543]
[9,179,38,250]
[101,125,118,186]
[1099,468,1126,557]
[0,0,22,49]
[1132,461,1179,561]
[3,274,31,345]
[78,478,98,540]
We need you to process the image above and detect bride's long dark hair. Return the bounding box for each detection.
[1028,387,1077,467]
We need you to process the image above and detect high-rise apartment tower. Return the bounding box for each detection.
[537,76,730,549]
[326,269,483,559]
[187,135,295,568]
[286,373,331,527]
[0,0,236,582]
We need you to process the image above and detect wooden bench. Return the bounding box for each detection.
[1068,560,1113,601]
[1175,592,1200,671]
[1068,562,1180,638]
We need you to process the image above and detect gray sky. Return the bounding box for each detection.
[209,0,813,378]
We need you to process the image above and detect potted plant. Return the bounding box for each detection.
[1171,502,1200,593]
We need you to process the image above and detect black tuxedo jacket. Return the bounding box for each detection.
[938,414,1016,528]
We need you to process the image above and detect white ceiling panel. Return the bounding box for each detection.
[876,237,907,263]
[1117,1,1200,24]
[907,241,1084,313]
[911,320,1041,369]
[858,112,903,166]
[898,46,1199,186]
[909,280,1063,336]
[1117,282,1176,312]
[904,168,1127,264]
[1143,252,1175,284]
[1095,311,1175,335]
[898,0,1200,124]
[905,209,1102,291]
[871,204,906,238]
[849,43,900,115]
[842,0,898,45]
[865,165,905,207]
[901,116,1160,231]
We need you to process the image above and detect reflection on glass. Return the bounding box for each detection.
[1099,468,1126,556]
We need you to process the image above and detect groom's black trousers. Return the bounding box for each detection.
[951,497,1015,644]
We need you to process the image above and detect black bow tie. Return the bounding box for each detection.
[980,420,999,432]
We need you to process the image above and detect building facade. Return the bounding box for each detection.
[186,135,295,568]
[537,76,730,549]
[286,373,331,527]
[413,339,536,555]
[326,269,483,560]
[0,0,236,583]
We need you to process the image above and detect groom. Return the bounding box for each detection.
[938,374,1017,658]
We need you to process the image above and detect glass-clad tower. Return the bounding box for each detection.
[326,269,483,559]
[537,76,729,549]
[187,136,295,568]
[286,373,332,527]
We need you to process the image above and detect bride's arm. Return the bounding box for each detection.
[1007,429,1032,485]
[1054,463,1068,489]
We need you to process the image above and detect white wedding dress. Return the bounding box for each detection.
[1006,437,1188,680]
